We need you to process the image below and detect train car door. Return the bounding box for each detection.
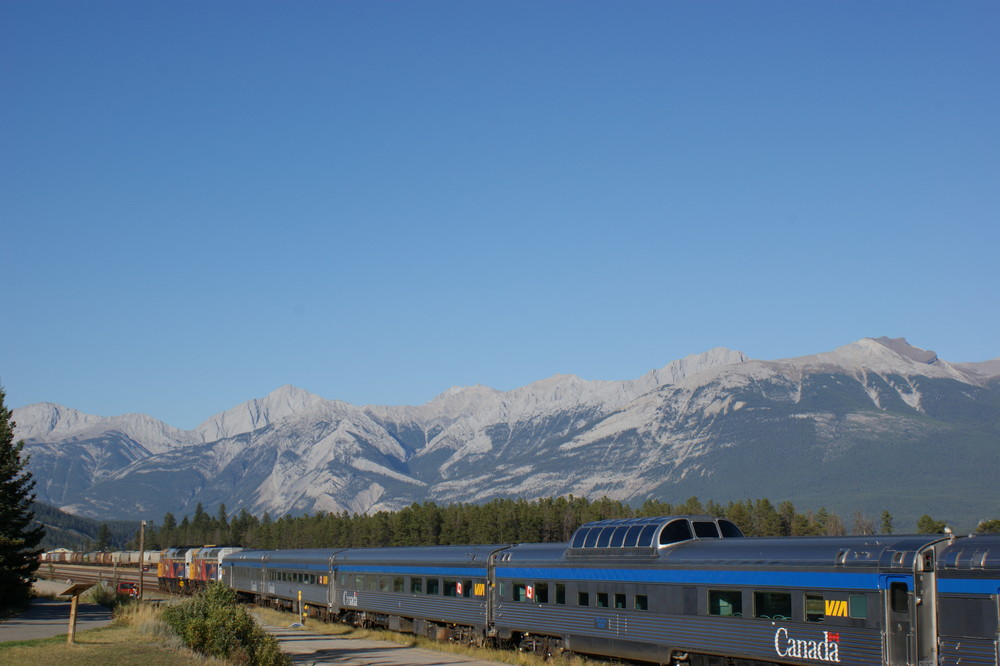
[881,575,913,665]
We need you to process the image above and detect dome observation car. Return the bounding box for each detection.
[567,515,743,556]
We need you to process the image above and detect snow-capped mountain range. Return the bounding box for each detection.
[13,338,1000,528]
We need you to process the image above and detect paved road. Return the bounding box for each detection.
[0,598,113,643]
[257,618,510,666]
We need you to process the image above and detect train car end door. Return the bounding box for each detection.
[881,575,913,665]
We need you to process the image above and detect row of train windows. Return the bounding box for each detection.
[503,582,866,621]
[267,571,327,586]
[337,574,484,598]
[503,582,648,610]
[709,590,868,621]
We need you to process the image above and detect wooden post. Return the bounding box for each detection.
[138,520,146,600]
[58,582,94,645]
[67,594,79,644]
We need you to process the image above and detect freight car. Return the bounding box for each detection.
[220,515,1000,666]
[40,549,161,567]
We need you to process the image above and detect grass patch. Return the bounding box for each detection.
[252,606,616,666]
[0,601,224,665]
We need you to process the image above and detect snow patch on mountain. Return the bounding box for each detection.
[351,458,427,486]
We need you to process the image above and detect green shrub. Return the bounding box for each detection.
[84,582,120,607]
[162,582,289,665]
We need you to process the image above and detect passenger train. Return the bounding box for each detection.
[220,515,1000,666]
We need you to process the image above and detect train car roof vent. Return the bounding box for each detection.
[567,515,744,557]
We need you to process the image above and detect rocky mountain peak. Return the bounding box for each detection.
[872,336,939,364]
[12,402,190,454]
[12,402,100,441]
[193,385,326,442]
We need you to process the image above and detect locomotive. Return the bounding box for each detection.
[220,514,1000,665]
[158,545,244,592]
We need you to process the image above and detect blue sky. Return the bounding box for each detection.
[2,1,997,430]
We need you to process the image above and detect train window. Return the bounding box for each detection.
[354,574,365,589]
[380,576,393,592]
[536,582,549,603]
[584,528,601,548]
[660,520,692,545]
[755,591,792,620]
[571,529,588,548]
[555,583,566,605]
[578,591,590,606]
[635,594,648,611]
[805,594,825,622]
[849,594,868,619]
[461,580,473,598]
[719,520,744,537]
[693,521,720,538]
[513,582,527,602]
[411,578,423,594]
[339,574,348,587]
[624,525,643,547]
[938,597,997,639]
[596,528,614,547]
[890,583,908,613]
[443,580,458,597]
[614,593,626,609]
[609,526,629,547]
[638,525,657,547]
[393,576,404,593]
[366,575,378,591]
[709,590,742,617]
[427,578,440,595]
[597,592,609,608]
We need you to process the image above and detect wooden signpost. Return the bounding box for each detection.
[56,581,95,644]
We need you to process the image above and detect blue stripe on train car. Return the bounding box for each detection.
[937,578,1000,594]
[336,564,488,577]
[495,566,892,590]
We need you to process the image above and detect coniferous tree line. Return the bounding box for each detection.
[130,495,992,552]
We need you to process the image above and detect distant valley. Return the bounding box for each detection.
[14,337,1000,531]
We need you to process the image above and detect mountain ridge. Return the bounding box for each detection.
[12,337,1000,529]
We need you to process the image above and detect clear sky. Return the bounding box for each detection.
[2,1,997,430]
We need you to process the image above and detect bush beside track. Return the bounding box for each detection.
[161,582,289,666]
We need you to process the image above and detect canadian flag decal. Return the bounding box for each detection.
[456,582,463,596]
[526,585,535,599]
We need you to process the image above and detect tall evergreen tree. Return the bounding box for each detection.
[95,523,111,551]
[880,510,894,534]
[0,387,46,612]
